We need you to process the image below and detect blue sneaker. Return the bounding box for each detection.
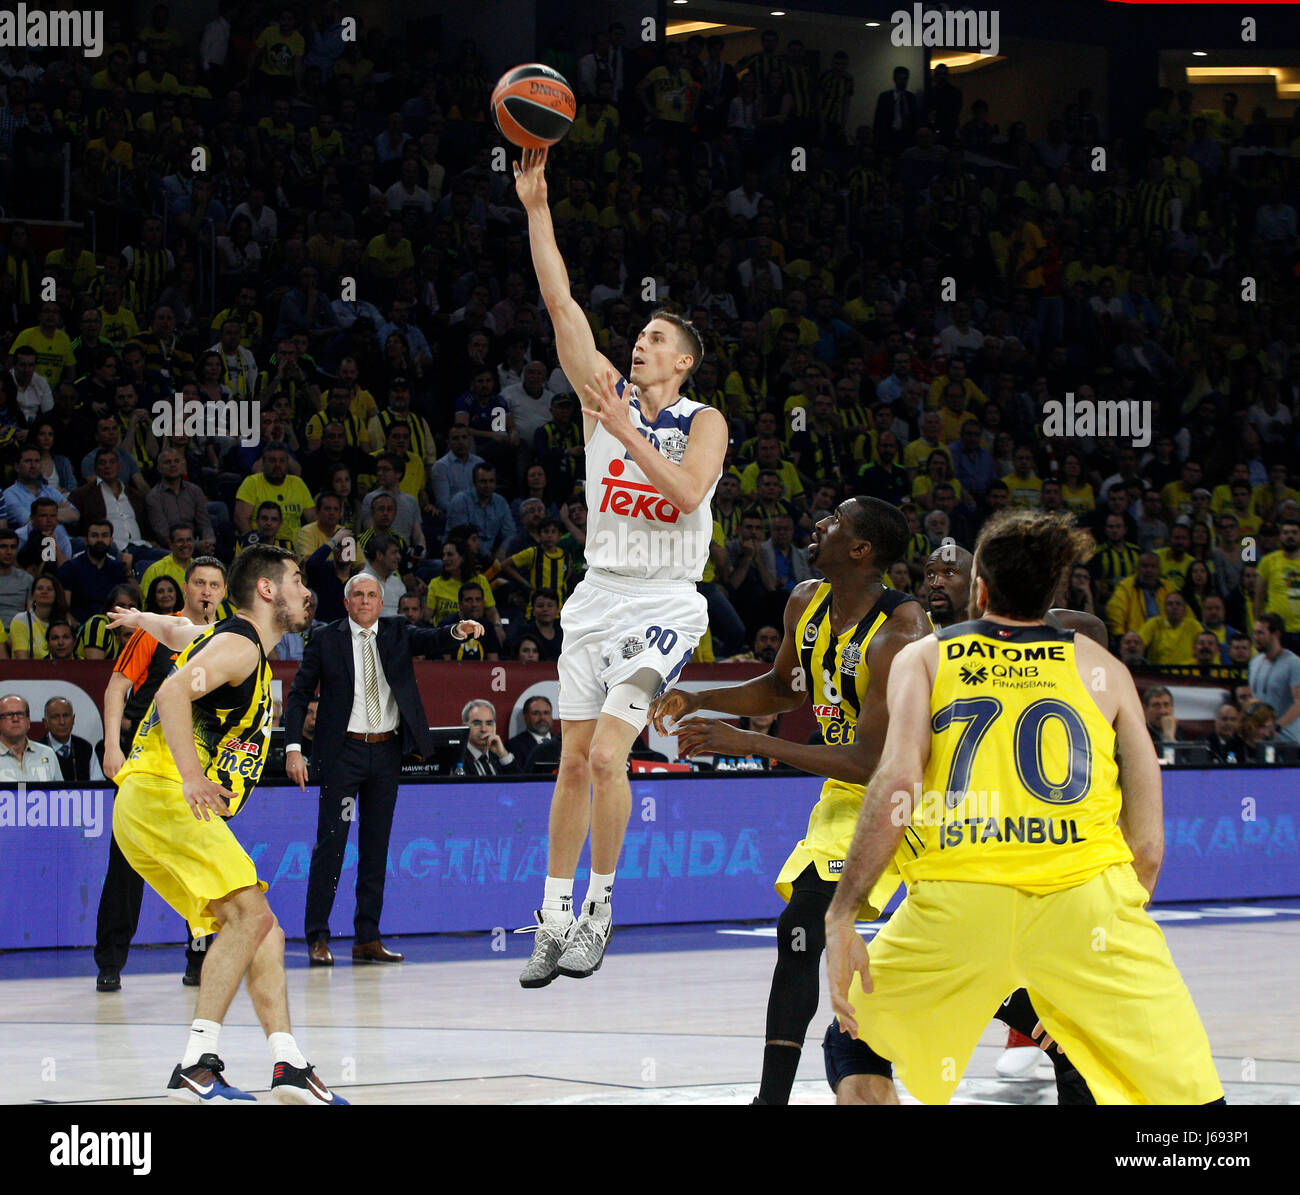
[166,1053,257,1103]
[270,1061,350,1105]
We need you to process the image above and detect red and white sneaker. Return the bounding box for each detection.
[270,1062,350,1105]
[995,1028,1043,1079]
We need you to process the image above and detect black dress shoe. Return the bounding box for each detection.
[182,959,202,986]
[96,969,121,992]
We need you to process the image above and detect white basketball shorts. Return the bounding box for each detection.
[556,569,708,723]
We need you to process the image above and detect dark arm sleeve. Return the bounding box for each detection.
[408,621,458,659]
[283,628,324,744]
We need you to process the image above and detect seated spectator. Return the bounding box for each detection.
[458,699,520,775]
[1204,702,1246,764]
[275,591,326,661]
[444,464,516,556]
[139,522,197,595]
[1248,613,1300,742]
[1106,553,1172,640]
[358,533,405,617]
[237,501,296,555]
[515,634,543,663]
[1142,684,1181,747]
[0,694,61,782]
[305,529,361,623]
[519,588,563,662]
[724,625,783,664]
[506,695,560,771]
[146,446,216,552]
[1239,701,1279,760]
[144,574,182,614]
[39,696,104,781]
[76,582,140,660]
[1192,631,1225,670]
[1226,632,1253,669]
[45,620,78,661]
[2,445,76,528]
[1118,631,1147,668]
[1139,591,1202,666]
[9,573,69,659]
[0,529,33,629]
[437,581,501,660]
[15,497,73,571]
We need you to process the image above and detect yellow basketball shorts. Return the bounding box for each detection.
[112,772,267,938]
[845,864,1224,1105]
[775,779,903,920]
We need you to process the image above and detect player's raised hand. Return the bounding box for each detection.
[581,368,631,441]
[512,146,549,209]
[648,687,700,734]
[182,774,236,821]
[825,918,872,1039]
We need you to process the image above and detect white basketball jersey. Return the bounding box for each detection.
[584,380,720,582]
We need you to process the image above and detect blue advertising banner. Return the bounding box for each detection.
[0,771,1296,950]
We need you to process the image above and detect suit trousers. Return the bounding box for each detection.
[304,736,402,944]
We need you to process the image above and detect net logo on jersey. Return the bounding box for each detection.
[597,458,681,523]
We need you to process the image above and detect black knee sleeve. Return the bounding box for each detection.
[995,988,1096,1105]
[765,876,833,1045]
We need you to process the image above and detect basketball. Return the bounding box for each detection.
[491,63,576,149]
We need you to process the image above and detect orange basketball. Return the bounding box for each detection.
[491,63,576,150]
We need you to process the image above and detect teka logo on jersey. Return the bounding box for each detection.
[598,459,681,523]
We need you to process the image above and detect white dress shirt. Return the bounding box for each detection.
[346,617,399,734]
[99,477,143,549]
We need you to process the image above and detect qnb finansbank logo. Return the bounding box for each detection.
[0,6,103,57]
[0,785,105,838]
[1042,392,1153,448]
[891,4,1000,57]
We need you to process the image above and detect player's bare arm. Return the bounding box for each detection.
[651,579,823,734]
[583,367,728,513]
[107,607,209,651]
[824,638,935,1033]
[673,600,931,783]
[514,146,612,442]
[153,633,260,821]
[1110,656,1165,900]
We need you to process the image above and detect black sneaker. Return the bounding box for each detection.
[96,969,121,992]
[270,1061,349,1105]
[166,1053,256,1103]
[182,959,202,987]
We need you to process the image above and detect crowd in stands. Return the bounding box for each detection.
[1,6,1298,753]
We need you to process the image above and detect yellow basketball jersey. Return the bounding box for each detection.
[117,616,274,816]
[796,581,918,748]
[902,620,1132,893]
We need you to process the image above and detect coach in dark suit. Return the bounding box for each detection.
[873,66,919,152]
[284,571,482,965]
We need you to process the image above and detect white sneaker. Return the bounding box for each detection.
[517,910,574,989]
[556,900,613,978]
[995,1028,1043,1079]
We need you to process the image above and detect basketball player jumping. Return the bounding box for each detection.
[513,147,728,986]
[826,511,1224,1104]
[820,543,1096,1104]
[650,497,931,1104]
[107,546,348,1104]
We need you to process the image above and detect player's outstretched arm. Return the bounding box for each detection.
[1111,660,1165,900]
[106,606,208,650]
[514,147,612,442]
[153,633,260,820]
[652,580,822,734]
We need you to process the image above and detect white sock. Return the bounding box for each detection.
[182,1019,221,1068]
[541,876,573,919]
[268,1031,308,1069]
[585,870,615,907]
